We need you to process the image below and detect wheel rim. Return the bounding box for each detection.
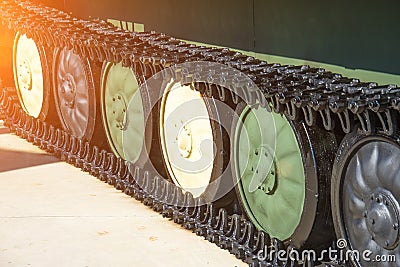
[101,62,144,162]
[13,33,44,118]
[54,48,93,139]
[160,81,214,198]
[234,105,305,241]
[342,140,400,265]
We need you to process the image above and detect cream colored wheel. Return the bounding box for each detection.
[13,33,47,119]
[160,81,215,198]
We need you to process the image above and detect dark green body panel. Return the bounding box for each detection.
[36,0,400,76]
[254,1,399,75]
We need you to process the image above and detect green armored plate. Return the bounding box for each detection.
[234,105,305,241]
[101,62,144,162]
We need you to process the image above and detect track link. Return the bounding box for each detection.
[1,0,399,138]
[2,1,399,266]
[0,87,341,267]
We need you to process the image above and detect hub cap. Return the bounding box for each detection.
[253,146,278,195]
[178,124,193,158]
[19,59,32,91]
[60,73,76,108]
[13,33,44,118]
[235,105,305,241]
[364,189,399,250]
[111,93,128,131]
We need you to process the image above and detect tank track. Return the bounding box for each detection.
[2,1,400,136]
[1,0,399,266]
[0,89,334,267]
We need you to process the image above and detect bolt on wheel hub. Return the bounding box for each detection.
[177,123,192,158]
[111,92,128,130]
[60,73,76,108]
[250,145,277,195]
[19,59,32,91]
[364,189,399,250]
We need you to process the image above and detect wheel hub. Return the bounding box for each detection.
[251,146,277,195]
[18,59,32,91]
[364,189,399,250]
[112,92,128,130]
[60,73,76,108]
[177,123,192,158]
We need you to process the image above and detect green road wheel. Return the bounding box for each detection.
[101,62,145,162]
[234,103,337,248]
[13,32,50,120]
[53,48,98,140]
[235,105,303,240]
[332,130,400,267]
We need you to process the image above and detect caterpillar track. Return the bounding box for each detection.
[1,1,399,266]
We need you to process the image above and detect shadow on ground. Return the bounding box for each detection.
[0,126,10,134]
[0,148,60,173]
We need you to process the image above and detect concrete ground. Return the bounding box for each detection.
[0,121,246,267]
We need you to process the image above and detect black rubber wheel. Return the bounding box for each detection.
[332,127,400,267]
[53,47,106,146]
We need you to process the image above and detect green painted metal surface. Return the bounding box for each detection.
[235,105,305,240]
[101,62,144,162]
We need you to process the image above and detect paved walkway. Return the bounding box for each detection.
[0,121,245,267]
